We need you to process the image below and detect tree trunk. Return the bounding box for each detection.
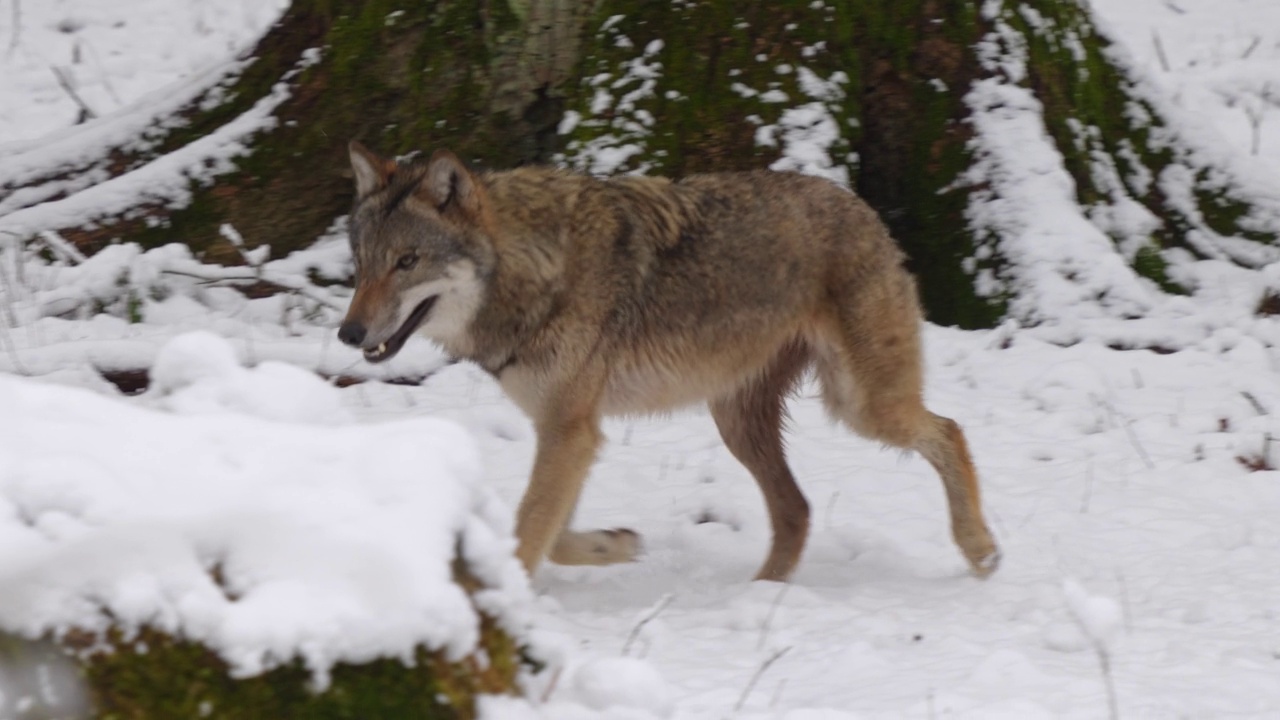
[2,0,1277,329]
[0,0,589,264]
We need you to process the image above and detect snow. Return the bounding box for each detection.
[420,333,1280,718]
[962,0,1280,350]
[1061,579,1123,649]
[0,0,289,145]
[3,0,1280,718]
[1091,0,1280,169]
[570,657,675,716]
[0,332,530,690]
[150,330,348,423]
[560,20,666,176]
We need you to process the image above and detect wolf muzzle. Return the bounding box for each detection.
[337,295,439,364]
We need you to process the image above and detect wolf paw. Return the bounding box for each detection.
[969,547,1001,579]
[550,528,642,566]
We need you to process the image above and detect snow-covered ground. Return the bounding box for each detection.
[0,0,288,143]
[7,310,1280,718]
[0,330,525,683]
[2,1,1280,718]
[1092,0,1280,168]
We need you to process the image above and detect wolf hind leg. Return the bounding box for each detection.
[817,274,1000,578]
[709,340,811,582]
[913,413,1000,577]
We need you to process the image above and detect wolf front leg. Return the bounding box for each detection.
[514,408,639,574]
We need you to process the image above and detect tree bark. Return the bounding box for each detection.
[0,0,588,264]
[1,0,1276,328]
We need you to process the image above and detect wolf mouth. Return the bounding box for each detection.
[363,295,438,364]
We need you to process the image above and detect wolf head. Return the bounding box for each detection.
[337,141,493,363]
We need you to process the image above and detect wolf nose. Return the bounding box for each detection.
[337,322,366,347]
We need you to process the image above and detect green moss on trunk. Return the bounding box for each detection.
[57,0,530,263]
[850,1,997,328]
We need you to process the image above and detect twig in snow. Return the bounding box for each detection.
[1,230,28,289]
[1241,390,1267,416]
[1098,396,1154,471]
[0,278,30,375]
[757,582,790,651]
[0,233,24,328]
[538,665,563,703]
[769,678,788,709]
[157,268,345,311]
[0,270,20,329]
[1095,645,1120,720]
[1079,462,1095,514]
[0,239,30,375]
[6,0,19,57]
[220,223,270,270]
[37,231,87,265]
[0,320,29,375]
[1120,416,1155,471]
[622,593,674,656]
[1242,36,1261,60]
[1246,102,1265,156]
[77,36,122,106]
[1152,31,1171,72]
[1114,570,1133,635]
[729,646,791,716]
[220,222,247,249]
[51,66,98,123]
[1064,583,1122,720]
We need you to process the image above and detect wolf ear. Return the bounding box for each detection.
[348,140,395,199]
[422,149,482,219]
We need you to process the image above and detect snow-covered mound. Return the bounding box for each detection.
[0,332,528,684]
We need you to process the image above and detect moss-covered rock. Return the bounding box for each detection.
[77,620,518,719]
[0,356,539,719]
[2,567,526,720]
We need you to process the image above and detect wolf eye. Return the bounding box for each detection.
[396,253,418,271]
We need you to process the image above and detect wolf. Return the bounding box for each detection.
[337,140,1000,583]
